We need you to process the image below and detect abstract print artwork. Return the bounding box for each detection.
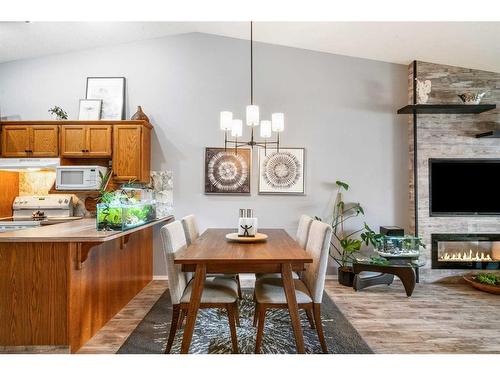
[205,148,251,194]
[258,148,305,195]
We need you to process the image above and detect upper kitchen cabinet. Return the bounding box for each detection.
[112,123,151,183]
[30,125,59,157]
[1,124,58,157]
[1,120,153,183]
[61,124,112,157]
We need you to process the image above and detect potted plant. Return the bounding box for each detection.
[320,180,383,286]
[48,106,68,120]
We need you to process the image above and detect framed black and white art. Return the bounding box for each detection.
[258,148,305,195]
[85,77,125,120]
[205,147,251,195]
[78,99,102,120]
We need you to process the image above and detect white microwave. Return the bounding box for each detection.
[56,166,108,191]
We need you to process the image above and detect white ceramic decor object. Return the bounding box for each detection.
[416,79,432,104]
[238,217,258,237]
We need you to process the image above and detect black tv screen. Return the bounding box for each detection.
[430,159,500,216]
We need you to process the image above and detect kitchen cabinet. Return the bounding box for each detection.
[1,120,152,184]
[61,124,112,157]
[112,124,151,183]
[1,125,58,157]
[30,125,59,157]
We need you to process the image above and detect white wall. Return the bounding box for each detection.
[0,32,409,276]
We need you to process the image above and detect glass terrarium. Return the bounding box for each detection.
[376,235,424,257]
[96,201,156,231]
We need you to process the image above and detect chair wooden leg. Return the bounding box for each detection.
[178,308,186,328]
[254,305,267,354]
[236,274,243,299]
[313,303,328,353]
[226,303,239,354]
[253,302,260,327]
[305,306,315,329]
[165,304,181,354]
[234,300,241,327]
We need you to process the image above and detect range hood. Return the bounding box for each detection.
[0,158,60,171]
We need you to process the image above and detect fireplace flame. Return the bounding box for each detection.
[440,249,493,262]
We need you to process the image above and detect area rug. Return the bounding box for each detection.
[118,289,372,354]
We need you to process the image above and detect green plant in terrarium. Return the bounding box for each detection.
[96,187,156,231]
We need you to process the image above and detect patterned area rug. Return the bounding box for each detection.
[118,289,372,354]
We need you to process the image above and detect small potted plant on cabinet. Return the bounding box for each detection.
[320,180,382,286]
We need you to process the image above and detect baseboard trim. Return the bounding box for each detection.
[154,274,339,281]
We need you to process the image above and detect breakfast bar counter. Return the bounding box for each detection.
[0,217,171,242]
[0,215,173,353]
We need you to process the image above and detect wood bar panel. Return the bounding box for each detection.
[0,223,161,353]
[0,242,69,346]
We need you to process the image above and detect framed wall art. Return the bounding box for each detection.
[85,77,125,120]
[258,147,305,195]
[205,147,251,195]
[78,99,102,120]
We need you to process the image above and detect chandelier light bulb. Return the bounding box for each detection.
[246,105,260,126]
[220,111,233,131]
[260,120,272,138]
[271,113,284,132]
[231,119,243,137]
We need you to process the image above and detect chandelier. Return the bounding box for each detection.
[219,21,284,153]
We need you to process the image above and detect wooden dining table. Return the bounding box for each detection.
[174,228,313,354]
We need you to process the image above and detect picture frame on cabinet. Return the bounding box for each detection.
[204,147,251,195]
[85,77,126,120]
[78,99,102,120]
[258,147,305,195]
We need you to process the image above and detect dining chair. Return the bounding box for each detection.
[255,214,313,281]
[181,214,242,299]
[160,220,240,354]
[253,219,333,353]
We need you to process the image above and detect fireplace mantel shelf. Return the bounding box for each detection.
[397,104,496,114]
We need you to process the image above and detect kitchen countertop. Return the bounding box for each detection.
[0,216,174,242]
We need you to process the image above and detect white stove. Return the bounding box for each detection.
[12,194,74,220]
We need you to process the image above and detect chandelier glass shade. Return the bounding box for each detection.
[219,21,284,153]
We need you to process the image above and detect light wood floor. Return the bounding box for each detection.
[78,279,500,354]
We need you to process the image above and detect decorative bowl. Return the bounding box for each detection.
[463,273,500,295]
[458,92,486,105]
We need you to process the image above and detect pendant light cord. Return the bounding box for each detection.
[250,21,253,105]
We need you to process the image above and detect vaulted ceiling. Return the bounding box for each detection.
[1,22,500,72]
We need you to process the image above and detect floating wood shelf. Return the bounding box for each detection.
[397,104,496,114]
[475,130,500,138]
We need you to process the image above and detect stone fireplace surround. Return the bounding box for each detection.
[406,61,500,280]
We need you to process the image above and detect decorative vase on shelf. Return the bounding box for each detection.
[415,79,432,104]
[131,106,150,122]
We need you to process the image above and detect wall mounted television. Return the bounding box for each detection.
[429,159,500,216]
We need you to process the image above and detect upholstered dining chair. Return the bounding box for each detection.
[181,214,242,299]
[161,220,240,354]
[255,214,313,281]
[253,219,333,353]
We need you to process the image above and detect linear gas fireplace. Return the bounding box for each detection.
[432,234,500,270]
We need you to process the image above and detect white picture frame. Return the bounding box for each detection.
[78,99,102,120]
[85,77,125,120]
[258,147,305,195]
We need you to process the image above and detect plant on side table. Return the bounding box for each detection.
[317,180,382,287]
